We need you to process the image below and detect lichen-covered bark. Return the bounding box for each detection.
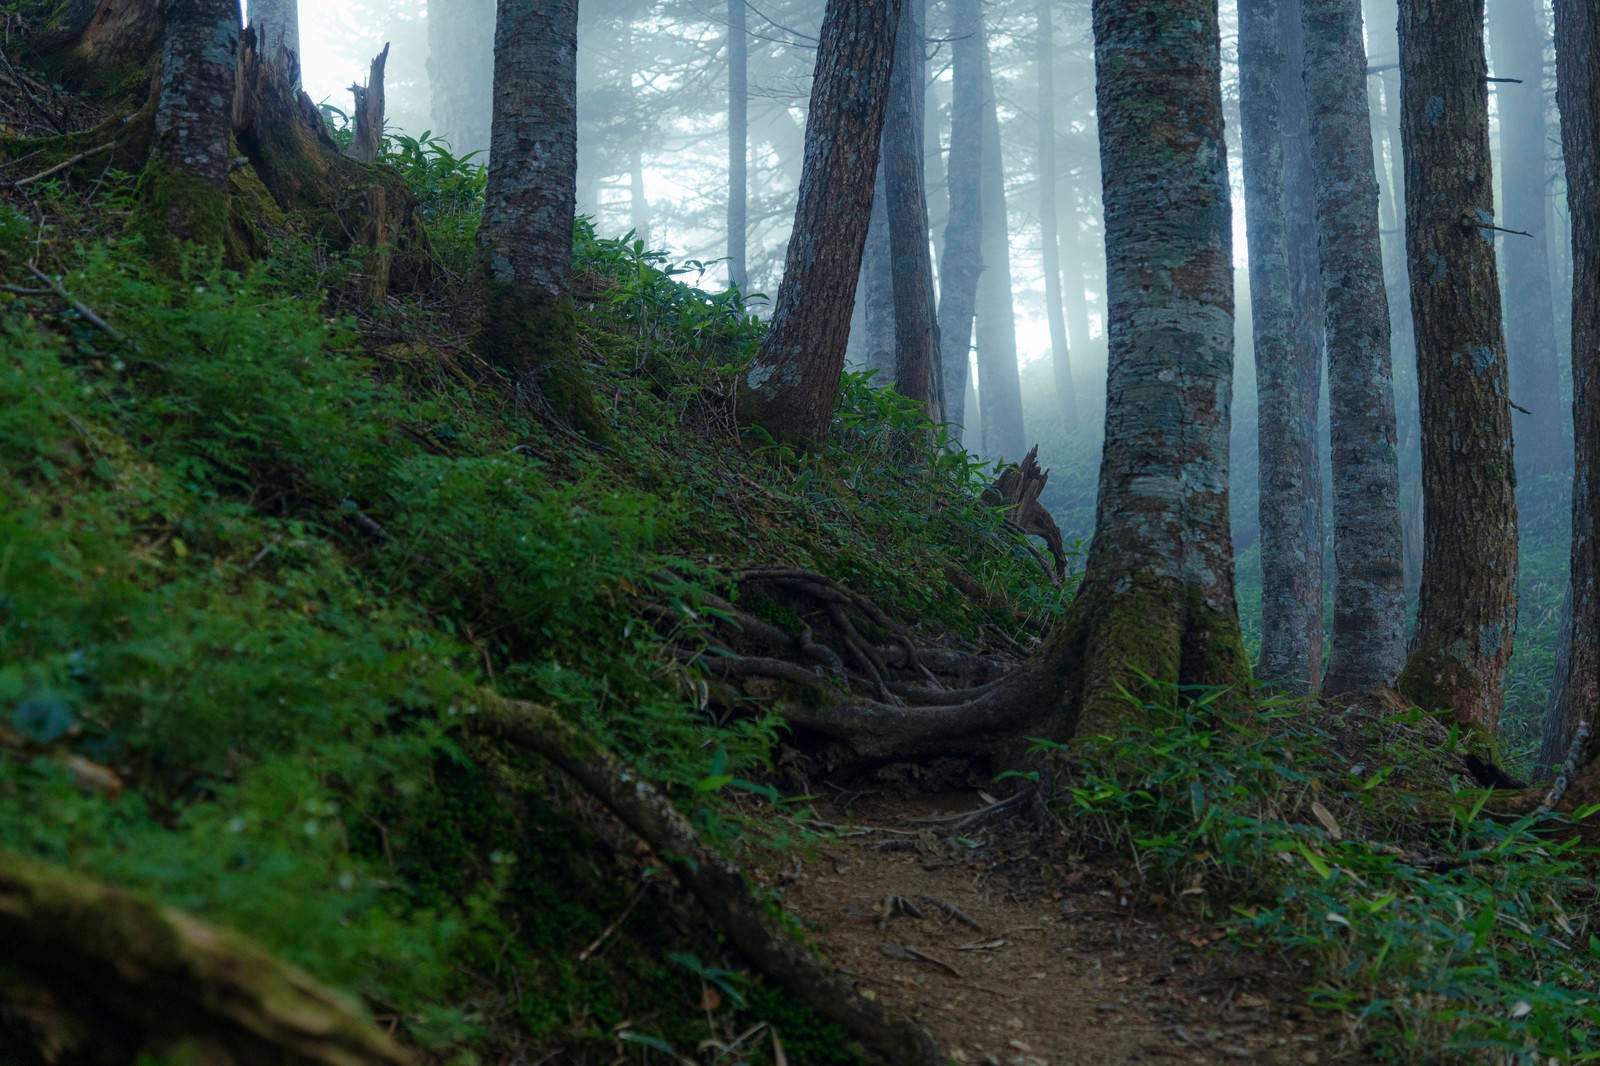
[1394,0,1518,730]
[975,49,1026,462]
[139,0,238,252]
[1551,0,1600,783]
[884,0,940,416]
[245,0,298,86]
[476,0,604,437]
[426,0,493,159]
[1300,0,1406,696]
[1037,0,1077,431]
[934,0,983,442]
[1051,0,1250,733]
[1489,0,1565,479]
[1243,0,1322,692]
[738,0,902,446]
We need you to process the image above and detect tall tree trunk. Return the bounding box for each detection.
[1243,0,1322,692]
[975,51,1026,462]
[427,0,494,159]
[1281,0,1328,689]
[1545,0,1600,801]
[884,0,941,417]
[1490,0,1564,479]
[737,0,903,446]
[140,0,241,255]
[728,0,748,292]
[246,0,299,86]
[478,0,605,438]
[1394,0,1518,730]
[935,0,984,442]
[1040,0,1249,735]
[860,165,896,383]
[1037,0,1077,430]
[1300,0,1406,696]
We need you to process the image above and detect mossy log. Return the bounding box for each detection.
[476,693,949,1066]
[0,851,411,1066]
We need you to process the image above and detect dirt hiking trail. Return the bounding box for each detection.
[770,789,1363,1066]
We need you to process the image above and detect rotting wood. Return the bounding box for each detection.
[346,43,389,164]
[982,445,1067,582]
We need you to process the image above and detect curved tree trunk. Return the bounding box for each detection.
[1042,0,1249,736]
[1242,0,1323,693]
[934,0,984,442]
[884,0,941,417]
[1300,0,1406,696]
[1394,0,1517,730]
[738,0,903,447]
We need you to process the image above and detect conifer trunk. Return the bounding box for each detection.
[1394,0,1517,730]
[1037,0,1076,430]
[738,0,903,446]
[975,50,1026,462]
[1242,0,1322,693]
[1043,0,1249,736]
[246,0,299,86]
[935,0,983,442]
[884,0,941,417]
[1300,0,1406,696]
[727,0,748,292]
[1545,0,1600,789]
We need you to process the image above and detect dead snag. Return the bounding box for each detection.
[0,851,411,1066]
[346,43,389,164]
[477,694,947,1066]
[983,444,1067,582]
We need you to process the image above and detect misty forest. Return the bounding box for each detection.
[3,0,1600,1061]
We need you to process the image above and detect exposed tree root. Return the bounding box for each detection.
[475,693,949,1066]
[0,851,411,1066]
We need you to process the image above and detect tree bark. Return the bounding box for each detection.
[935,0,983,443]
[1548,0,1600,794]
[1489,0,1565,480]
[737,0,903,446]
[975,50,1026,462]
[140,0,240,254]
[1243,0,1322,693]
[727,0,748,292]
[1300,0,1406,696]
[1394,0,1518,731]
[477,0,605,438]
[1042,0,1249,735]
[1037,0,1077,431]
[884,0,940,417]
[346,43,388,164]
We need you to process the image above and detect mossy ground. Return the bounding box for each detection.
[0,137,1053,1063]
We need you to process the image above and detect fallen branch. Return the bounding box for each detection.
[476,694,947,1066]
[8,141,115,188]
[0,851,411,1065]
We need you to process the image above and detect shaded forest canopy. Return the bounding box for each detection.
[1,0,1599,1063]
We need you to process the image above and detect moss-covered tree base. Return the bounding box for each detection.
[478,279,613,443]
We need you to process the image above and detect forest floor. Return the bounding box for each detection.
[774,790,1358,1066]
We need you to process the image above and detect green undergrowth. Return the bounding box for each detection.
[1032,681,1600,1063]
[0,133,1051,1063]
